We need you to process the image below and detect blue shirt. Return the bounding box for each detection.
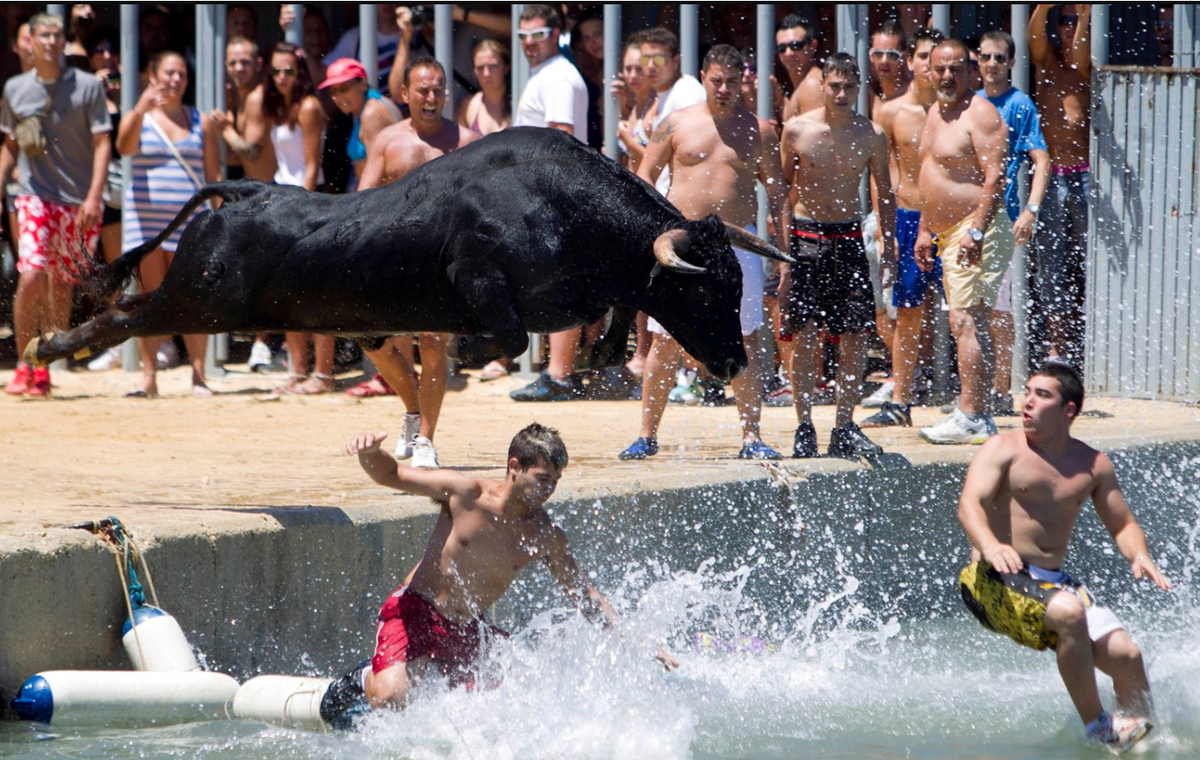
[980,87,1047,222]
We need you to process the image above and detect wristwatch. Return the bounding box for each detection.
[968,228,984,243]
[1025,202,1040,215]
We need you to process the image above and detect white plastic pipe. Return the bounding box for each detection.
[230,675,336,732]
[11,670,238,726]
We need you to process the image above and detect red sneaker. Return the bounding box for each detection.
[5,364,33,395]
[28,367,51,397]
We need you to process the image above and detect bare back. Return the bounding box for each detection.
[783,108,883,222]
[917,93,1006,231]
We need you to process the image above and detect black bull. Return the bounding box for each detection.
[27,128,791,380]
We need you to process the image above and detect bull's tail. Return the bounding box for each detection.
[85,181,260,300]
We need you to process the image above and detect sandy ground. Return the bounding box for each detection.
[3,359,1199,545]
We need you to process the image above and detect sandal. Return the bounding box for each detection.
[273,374,308,394]
[291,373,335,395]
[345,373,395,397]
[478,360,510,382]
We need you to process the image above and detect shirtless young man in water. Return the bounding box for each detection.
[957,363,1171,752]
[321,423,676,726]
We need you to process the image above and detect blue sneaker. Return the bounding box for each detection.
[618,437,659,460]
[510,372,581,402]
[738,440,783,460]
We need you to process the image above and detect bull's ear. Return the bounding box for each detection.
[725,224,794,264]
[653,229,707,274]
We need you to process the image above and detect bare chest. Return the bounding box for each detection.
[674,129,752,173]
[1008,453,1095,516]
[920,117,977,169]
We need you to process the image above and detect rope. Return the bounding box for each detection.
[111,540,148,669]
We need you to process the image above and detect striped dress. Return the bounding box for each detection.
[122,107,205,253]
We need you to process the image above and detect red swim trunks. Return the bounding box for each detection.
[15,195,100,285]
[371,586,508,688]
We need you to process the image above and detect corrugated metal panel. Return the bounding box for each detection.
[1089,67,1200,401]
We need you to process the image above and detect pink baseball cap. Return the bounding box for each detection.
[319,58,368,89]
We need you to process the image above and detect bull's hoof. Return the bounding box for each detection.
[22,335,47,368]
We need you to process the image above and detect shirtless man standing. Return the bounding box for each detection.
[318,423,675,726]
[618,45,787,461]
[915,39,1012,445]
[1030,4,1091,368]
[957,363,1169,752]
[862,29,943,429]
[776,14,824,120]
[357,57,479,470]
[868,20,911,115]
[780,53,896,460]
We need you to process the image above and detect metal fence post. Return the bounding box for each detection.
[284,4,304,46]
[361,5,379,87]
[603,5,621,162]
[680,5,699,79]
[434,5,454,118]
[120,5,138,372]
[932,5,952,35]
[1010,3,1031,393]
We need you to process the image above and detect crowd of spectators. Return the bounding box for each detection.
[0,4,1120,460]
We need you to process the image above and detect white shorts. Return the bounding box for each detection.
[648,224,764,338]
[862,211,896,320]
[994,263,1013,314]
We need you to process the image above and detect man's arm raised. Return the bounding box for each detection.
[346,431,477,503]
[1029,5,1054,68]
[1066,4,1093,77]
[1091,452,1172,591]
[957,435,1022,573]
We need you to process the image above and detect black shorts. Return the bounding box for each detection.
[102,204,121,227]
[226,165,246,181]
[781,218,876,336]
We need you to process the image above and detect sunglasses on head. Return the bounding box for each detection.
[517,27,553,42]
[271,66,296,76]
[776,39,810,54]
[978,52,1008,63]
[639,53,668,67]
[869,48,902,61]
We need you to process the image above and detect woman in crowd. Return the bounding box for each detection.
[117,51,221,398]
[319,58,401,191]
[614,31,655,173]
[457,39,510,136]
[263,42,333,395]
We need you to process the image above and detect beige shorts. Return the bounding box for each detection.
[936,214,1014,310]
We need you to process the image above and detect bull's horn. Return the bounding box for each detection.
[652,229,707,275]
[724,224,794,264]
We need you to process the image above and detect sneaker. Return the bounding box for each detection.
[862,380,894,408]
[28,367,50,397]
[5,363,33,395]
[86,346,122,371]
[765,383,793,407]
[812,381,837,406]
[248,340,272,373]
[860,401,912,428]
[1085,711,1154,753]
[156,339,180,370]
[792,421,818,458]
[509,372,581,402]
[410,435,440,469]
[738,440,783,460]
[395,413,420,460]
[618,437,659,460]
[828,423,883,460]
[990,390,1016,417]
[319,659,372,731]
[920,408,994,445]
[668,381,702,405]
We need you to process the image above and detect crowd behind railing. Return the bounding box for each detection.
[0,3,1176,463]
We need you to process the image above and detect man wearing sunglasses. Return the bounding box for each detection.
[867,20,912,116]
[775,14,823,120]
[977,30,1051,415]
[1029,4,1091,370]
[509,4,591,403]
[637,27,705,198]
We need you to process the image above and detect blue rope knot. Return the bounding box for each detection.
[107,517,146,608]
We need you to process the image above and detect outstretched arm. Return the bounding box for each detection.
[957,436,1022,573]
[346,431,478,502]
[1091,453,1172,591]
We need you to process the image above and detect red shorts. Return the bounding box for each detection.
[15,195,100,285]
[371,586,508,688]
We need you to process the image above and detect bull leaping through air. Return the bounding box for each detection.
[25,128,791,380]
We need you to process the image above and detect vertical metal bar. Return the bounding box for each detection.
[196,6,224,376]
[214,6,228,363]
[603,5,621,161]
[46,5,66,19]
[756,4,773,236]
[1092,5,1110,68]
[435,4,454,118]
[1010,5,1030,392]
[1012,5,1030,93]
[680,4,699,79]
[932,5,951,35]
[361,5,379,88]
[856,5,869,115]
[1178,4,1197,68]
[835,4,848,52]
[284,4,304,46]
[120,5,138,371]
[512,3,532,374]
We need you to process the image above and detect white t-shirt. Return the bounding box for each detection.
[651,75,705,195]
[514,54,588,145]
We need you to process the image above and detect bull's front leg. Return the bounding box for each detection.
[589,307,636,369]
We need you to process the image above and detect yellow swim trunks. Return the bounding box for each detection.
[936,214,1014,310]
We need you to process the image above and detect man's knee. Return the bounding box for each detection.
[1098,631,1144,672]
[1044,591,1088,635]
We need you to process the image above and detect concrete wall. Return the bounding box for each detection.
[4,441,1197,719]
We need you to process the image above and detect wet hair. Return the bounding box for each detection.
[84,25,118,58]
[28,13,64,34]
[227,35,259,59]
[520,4,562,31]
[934,38,972,64]
[703,43,744,74]
[1034,363,1085,418]
[776,13,818,45]
[980,29,1016,59]
[148,50,185,76]
[262,42,315,125]
[822,52,860,83]
[908,27,946,58]
[404,55,445,87]
[508,423,568,471]
[872,20,906,52]
[640,27,681,57]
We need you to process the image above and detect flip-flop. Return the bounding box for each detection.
[124,388,158,399]
[191,385,215,399]
[345,374,394,397]
[290,373,335,395]
[478,361,510,382]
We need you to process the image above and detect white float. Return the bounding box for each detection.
[122,605,202,672]
[230,675,336,732]
[9,670,239,726]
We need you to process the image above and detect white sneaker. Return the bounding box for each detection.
[86,346,122,371]
[920,408,994,445]
[410,435,440,469]
[156,340,180,370]
[862,380,894,408]
[248,341,272,372]
[394,413,420,460]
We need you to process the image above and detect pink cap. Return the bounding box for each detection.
[319,58,368,89]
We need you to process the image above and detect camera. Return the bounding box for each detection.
[410,5,432,29]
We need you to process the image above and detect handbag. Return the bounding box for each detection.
[143,111,211,209]
[14,77,61,158]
